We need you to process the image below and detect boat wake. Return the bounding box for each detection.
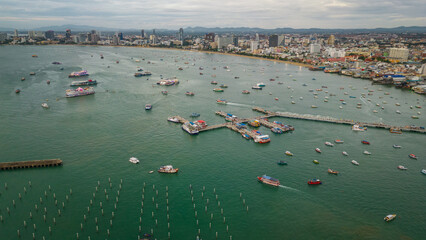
[278,185,302,193]
[226,102,253,108]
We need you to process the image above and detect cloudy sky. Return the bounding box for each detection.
[0,0,425,29]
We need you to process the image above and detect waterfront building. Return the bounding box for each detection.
[141,29,145,38]
[251,41,259,52]
[205,33,215,42]
[14,29,18,38]
[389,48,409,62]
[255,33,259,41]
[310,43,321,54]
[178,28,184,41]
[45,30,54,40]
[0,32,7,42]
[117,32,123,40]
[217,36,233,50]
[65,29,71,39]
[269,34,279,47]
[278,34,285,46]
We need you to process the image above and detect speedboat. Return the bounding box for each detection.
[328,169,339,175]
[158,165,179,173]
[408,154,417,159]
[313,160,319,164]
[252,86,262,90]
[315,148,321,153]
[384,214,396,222]
[257,175,280,186]
[277,161,288,165]
[397,165,407,170]
[421,169,426,175]
[325,142,334,147]
[145,104,152,110]
[285,151,293,156]
[167,117,180,123]
[41,103,49,109]
[213,88,224,92]
[393,145,401,148]
[342,151,349,156]
[216,99,227,104]
[242,90,250,94]
[257,83,266,87]
[361,140,370,145]
[311,105,318,108]
[210,81,218,85]
[307,179,321,185]
[335,139,344,144]
[363,151,371,155]
[129,157,139,164]
[185,91,195,96]
[351,160,359,166]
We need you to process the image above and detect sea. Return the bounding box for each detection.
[0,45,425,240]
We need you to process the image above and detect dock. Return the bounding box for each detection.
[0,159,63,171]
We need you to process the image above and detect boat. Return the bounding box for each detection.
[137,68,143,72]
[216,99,227,104]
[291,101,295,104]
[242,90,250,94]
[328,169,339,175]
[242,134,251,140]
[157,78,179,86]
[185,91,195,96]
[334,139,344,144]
[46,80,50,84]
[182,122,199,135]
[313,160,319,164]
[411,115,419,119]
[277,161,288,165]
[134,72,152,77]
[361,140,370,145]
[32,55,38,58]
[213,88,224,92]
[190,113,200,118]
[129,157,139,164]
[211,81,218,85]
[252,86,262,90]
[70,79,97,86]
[311,105,318,108]
[363,151,371,155]
[352,124,367,131]
[408,154,417,159]
[274,98,279,101]
[148,171,154,174]
[285,151,293,156]
[342,151,349,156]
[161,91,168,95]
[384,214,396,222]
[307,179,322,185]
[41,103,49,109]
[421,169,426,175]
[248,120,260,127]
[167,117,180,123]
[29,72,36,75]
[351,160,359,166]
[145,104,152,110]
[271,127,283,134]
[254,135,270,144]
[389,128,402,134]
[65,87,95,98]
[15,89,21,94]
[219,84,228,88]
[158,165,179,173]
[397,165,407,170]
[393,145,401,148]
[68,70,89,78]
[315,148,321,153]
[257,175,280,187]
[325,142,334,147]
[52,61,61,65]
[257,83,266,87]
[21,77,25,81]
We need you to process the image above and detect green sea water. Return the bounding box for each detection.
[0,45,425,239]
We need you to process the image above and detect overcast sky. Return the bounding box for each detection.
[1,0,425,29]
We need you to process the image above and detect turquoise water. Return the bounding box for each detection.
[0,45,425,239]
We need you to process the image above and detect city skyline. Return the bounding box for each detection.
[0,0,425,30]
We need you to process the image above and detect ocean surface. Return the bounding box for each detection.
[0,45,425,240]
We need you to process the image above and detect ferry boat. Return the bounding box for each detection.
[285,151,293,156]
[315,148,321,153]
[351,160,359,166]
[252,86,262,90]
[397,165,407,170]
[69,70,89,78]
[361,140,370,145]
[182,122,199,135]
[158,165,179,173]
[242,90,250,94]
[257,175,280,186]
[342,151,349,156]
[145,104,152,110]
[328,169,339,175]
[134,72,152,77]
[334,139,344,144]
[313,160,319,164]
[254,135,270,144]
[185,91,195,96]
[65,87,95,98]
[277,161,287,165]
[307,179,322,185]
[325,142,334,147]
[216,99,227,104]
[129,157,139,164]
[390,128,402,134]
[384,214,396,222]
[408,154,417,159]
[167,117,180,123]
[213,88,224,92]
[70,79,97,86]
[392,145,401,148]
[41,103,49,109]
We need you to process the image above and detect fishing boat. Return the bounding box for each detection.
[342,151,349,156]
[389,128,402,134]
[129,157,139,164]
[70,79,97,86]
[211,81,218,85]
[352,124,367,131]
[41,103,49,109]
[277,161,287,165]
[65,87,95,98]
[328,169,339,175]
[69,70,89,78]
[15,89,21,94]
[254,135,270,144]
[285,151,293,156]
[242,134,251,140]
[242,90,250,94]
[185,91,195,96]
[334,139,344,144]
[252,86,262,90]
[134,72,152,77]
[145,104,152,110]
[307,179,322,185]
[384,214,396,222]
[219,84,228,88]
[397,165,407,170]
[167,117,180,123]
[351,160,359,166]
[158,165,179,173]
[157,78,179,86]
[29,72,36,75]
[248,120,260,127]
[393,145,401,148]
[313,160,319,164]
[271,127,283,134]
[311,105,318,108]
[408,154,417,159]
[216,99,227,104]
[182,122,199,135]
[363,151,371,155]
[257,175,280,186]
[213,88,224,92]
[361,140,370,145]
[315,148,321,153]
[190,113,200,118]
[325,142,334,147]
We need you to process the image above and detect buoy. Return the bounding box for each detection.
[87,206,90,213]
[84,215,86,221]
[40,197,43,204]
[96,225,99,232]
[211,213,213,220]
[30,212,32,219]
[48,185,51,191]
[66,195,69,201]
[243,199,245,205]
[223,216,226,223]
[209,222,211,229]
[45,191,47,197]
[81,223,84,230]
[35,204,38,211]
[205,206,207,212]
[139,226,141,232]
[58,209,61,216]
[108,177,111,183]
[221,209,223,215]
[110,219,112,226]
[98,181,100,186]
[24,220,27,227]
[17,229,20,237]
[53,217,56,224]
[29,181,31,187]
[112,212,115,218]
[95,217,98,224]
[152,212,154,218]
[101,209,104,216]
[33,223,36,231]
[13,200,16,206]
[70,189,72,195]
[48,226,51,233]
[216,232,218,239]
[32,233,35,239]
[156,190,158,196]
[24,187,27,193]
[93,193,95,199]
[5,183,7,190]
[100,202,102,208]
[19,193,22,199]
[62,202,65,208]
[44,215,46,222]
[76,233,79,239]
[240,192,242,198]
[155,219,158,226]
[53,193,56,199]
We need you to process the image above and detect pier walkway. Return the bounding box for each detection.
[0,159,63,171]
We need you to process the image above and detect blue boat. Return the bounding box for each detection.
[349,96,356,98]
[242,134,251,139]
[271,127,283,134]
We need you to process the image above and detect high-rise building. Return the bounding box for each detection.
[0,33,7,42]
[255,33,259,41]
[327,35,335,46]
[14,29,18,38]
[112,35,119,45]
[65,29,71,39]
[250,41,259,52]
[269,34,279,47]
[309,43,321,54]
[141,29,145,38]
[217,36,233,49]
[45,30,54,40]
[205,33,215,42]
[389,48,409,62]
[178,28,184,41]
[278,35,285,46]
[232,35,238,47]
[153,29,156,36]
[117,32,123,41]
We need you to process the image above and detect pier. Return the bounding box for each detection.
[0,159,63,171]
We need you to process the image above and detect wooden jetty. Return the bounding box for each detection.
[0,159,63,171]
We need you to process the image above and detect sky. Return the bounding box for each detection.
[0,0,425,30]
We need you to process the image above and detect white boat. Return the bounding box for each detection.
[42,103,49,108]
[352,124,367,132]
[342,151,348,156]
[129,157,139,164]
[325,142,334,147]
[363,151,371,155]
[291,101,295,104]
[167,117,180,123]
[285,151,293,156]
[384,214,396,222]
[397,165,407,170]
[396,110,401,114]
[351,160,359,166]
[421,169,426,175]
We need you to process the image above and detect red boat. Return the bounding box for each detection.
[308,179,322,185]
[409,154,417,159]
[258,175,280,186]
[361,140,370,145]
[315,148,321,153]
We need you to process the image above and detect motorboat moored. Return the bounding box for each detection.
[384,214,396,222]
[328,169,339,175]
[285,151,293,156]
[408,154,417,159]
[158,165,179,173]
[129,157,139,164]
[145,104,152,110]
[325,142,334,147]
[313,160,319,164]
[342,151,349,156]
[41,103,49,109]
[363,150,371,155]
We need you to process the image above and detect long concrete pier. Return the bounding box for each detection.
[0,159,63,171]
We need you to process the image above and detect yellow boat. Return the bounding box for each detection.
[285,151,293,156]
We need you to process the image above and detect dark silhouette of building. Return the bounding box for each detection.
[45,30,54,40]
[269,34,279,47]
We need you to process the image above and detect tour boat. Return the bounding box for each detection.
[285,151,293,156]
[213,88,224,92]
[328,169,339,175]
[158,165,179,173]
[254,135,270,144]
[129,157,139,164]
[41,103,49,109]
[69,70,89,78]
[242,90,250,94]
[157,78,179,86]
[351,160,359,166]
[325,142,334,147]
[408,154,417,159]
[216,99,227,104]
[313,160,319,164]
[393,145,401,148]
[167,117,180,123]
[361,140,370,145]
[257,83,266,87]
[315,148,321,153]
[342,151,349,156]
[65,87,95,98]
[334,139,344,144]
[15,89,21,94]
[145,104,152,110]
[185,91,195,96]
[70,79,98,86]
[397,165,407,170]
[257,175,280,187]
[307,179,322,185]
[277,161,288,165]
[384,214,396,222]
[211,81,218,85]
[363,151,371,155]
[182,122,199,135]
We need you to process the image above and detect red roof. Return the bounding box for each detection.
[197,120,206,123]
